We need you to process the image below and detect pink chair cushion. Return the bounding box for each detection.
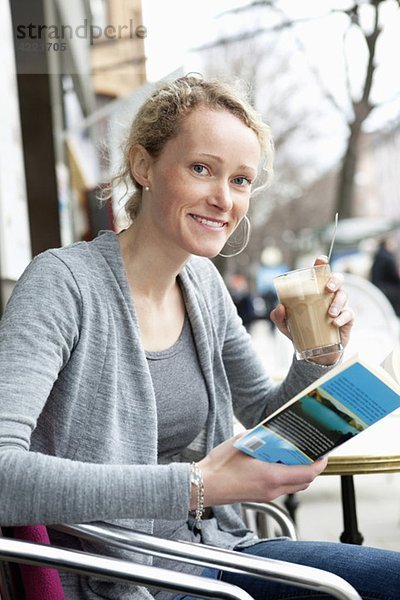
[9,525,66,600]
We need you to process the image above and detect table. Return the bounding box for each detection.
[322,411,400,544]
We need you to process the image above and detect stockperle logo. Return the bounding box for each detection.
[16,18,147,46]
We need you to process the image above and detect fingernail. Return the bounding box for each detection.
[330,307,339,316]
[327,281,336,291]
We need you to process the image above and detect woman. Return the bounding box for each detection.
[0,75,398,600]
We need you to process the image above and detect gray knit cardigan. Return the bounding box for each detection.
[0,231,325,599]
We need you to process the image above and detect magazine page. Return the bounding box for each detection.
[235,356,400,465]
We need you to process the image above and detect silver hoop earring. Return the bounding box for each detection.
[219,215,251,258]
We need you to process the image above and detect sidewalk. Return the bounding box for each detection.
[249,320,400,552]
[293,468,400,551]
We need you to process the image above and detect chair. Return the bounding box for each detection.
[0,503,362,600]
[241,502,297,540]
[0,529,251,600]
[341,272,400,364]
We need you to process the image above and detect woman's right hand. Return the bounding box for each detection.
[195,433,327,509]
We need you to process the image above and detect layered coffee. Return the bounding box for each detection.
[273,265,342,360]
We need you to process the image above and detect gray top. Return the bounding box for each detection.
[0,230,326,599]
[147,315,209,462]
[147,316,207,593]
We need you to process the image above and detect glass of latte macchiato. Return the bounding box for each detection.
[273,264,343,360]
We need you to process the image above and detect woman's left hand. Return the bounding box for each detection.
[270,255,354,365]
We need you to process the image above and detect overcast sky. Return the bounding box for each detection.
[141,0,400,130]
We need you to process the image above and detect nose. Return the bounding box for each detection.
[209,181,233,212]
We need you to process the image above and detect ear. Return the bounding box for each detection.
[129,144,153,187]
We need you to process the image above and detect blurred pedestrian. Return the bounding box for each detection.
[227,274,258,331]
[371,237,400,316]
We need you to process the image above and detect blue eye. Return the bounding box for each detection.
[232,176,251,187]
[192,164,207,175]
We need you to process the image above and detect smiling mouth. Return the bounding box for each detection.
[190,214,227,229]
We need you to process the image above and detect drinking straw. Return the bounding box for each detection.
[327,213,339,262]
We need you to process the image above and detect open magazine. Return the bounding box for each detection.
[234,348,400,465]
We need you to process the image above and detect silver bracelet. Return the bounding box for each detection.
[190,462,205,530]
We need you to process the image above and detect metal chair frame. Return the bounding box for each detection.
[0,502,362,600]
[241,502,297,540]
[0,535,251,600]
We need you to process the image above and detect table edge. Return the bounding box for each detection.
[324,454,400,475]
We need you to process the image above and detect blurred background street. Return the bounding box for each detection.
[297,465,400,551]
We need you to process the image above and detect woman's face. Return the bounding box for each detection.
[140,107,261,259]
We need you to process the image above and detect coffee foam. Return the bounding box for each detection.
[274,266,330,299]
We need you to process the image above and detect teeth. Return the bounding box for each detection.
[191,215,225,228]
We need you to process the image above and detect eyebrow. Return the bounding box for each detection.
[198,153,257,174]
